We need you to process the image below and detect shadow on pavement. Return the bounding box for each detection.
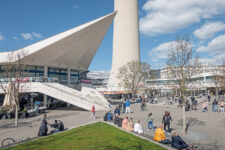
[177,117,206,133]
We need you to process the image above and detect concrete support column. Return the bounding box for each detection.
[44,65,48,78]
[44,65,48,107]
[67,68,71,107]
[67,68,71,84]
[44,95,47,107]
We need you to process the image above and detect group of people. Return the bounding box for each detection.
[109,106,192,150]
[212,99,225,112]
[38,114,64,136]
[121,116,144,133]
[153,125,193,149]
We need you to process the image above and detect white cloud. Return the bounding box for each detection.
[194,22,225,40]
[0,33,4,40]
[21,32,42,40]
[199,53,225,65]
[197,34,225,54]
[149,41,175,63]
[32,32,42,38]
[140,0,225,36]
[21,33,33,40]
[13,37,19,40]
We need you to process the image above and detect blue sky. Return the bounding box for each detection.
[1,0,225,71]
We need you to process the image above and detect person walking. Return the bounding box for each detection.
[208,95,211,102]
[141,97,144,111]
[191,96,195,110]
[219,100,225,112]
[114,105,120,116]
[162,111,172,132]
[147,113,154,131]
[123,98,126,113]
[90,105,95,119]
[125,99,131,114]
[212,99,218,112]
[38,114,49,136]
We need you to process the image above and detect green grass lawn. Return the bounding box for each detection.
[5,122,166,150]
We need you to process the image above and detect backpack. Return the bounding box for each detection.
[103,113,107,121]
[59,122,64,131]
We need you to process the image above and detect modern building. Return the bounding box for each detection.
[0,12,117,111]
[145,64,225,96]
[108,0,140,89]
[86,71,110,88]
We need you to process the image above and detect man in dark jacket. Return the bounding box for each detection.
[171,131,189,149]
[38,114,48,136]
[114,105,120,116]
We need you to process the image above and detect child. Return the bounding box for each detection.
[147,113,154,130]
[90,105,95,119]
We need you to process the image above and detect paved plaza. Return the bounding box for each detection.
[0,101,225,150]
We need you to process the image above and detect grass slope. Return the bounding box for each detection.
[5,122,166,150]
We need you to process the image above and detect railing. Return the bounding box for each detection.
[0,77,59,84]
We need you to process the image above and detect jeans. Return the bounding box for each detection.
[141,104,144,111]
[164,123,170,131]
[123,104,126,113]
[148,121,154,130]
[213,105,218,112]
[221,106,224,112]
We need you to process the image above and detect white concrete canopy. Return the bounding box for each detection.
[0,12,116,71]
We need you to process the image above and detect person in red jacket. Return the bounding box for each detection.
[90,105,95,119]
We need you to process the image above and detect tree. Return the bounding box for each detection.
[117,60,150,100]
[212,65,224,100]
[166,35,200,134]
[0,50,28,126]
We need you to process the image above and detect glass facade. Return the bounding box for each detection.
[0,65,83,85]
[48,67,68,83]
[0,65,44,78]
[70,70,79,84]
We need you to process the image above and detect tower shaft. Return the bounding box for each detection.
[108,0,140,88]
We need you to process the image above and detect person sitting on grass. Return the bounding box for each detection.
[114,113,120,124]
[134,120,144,134]
[122,116,128,129]
[153,125,166,142]
[58,120,64,131]
[126,118,134,132]
[171,130,189,149]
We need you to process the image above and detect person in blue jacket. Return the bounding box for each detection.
[125,99,131,114]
